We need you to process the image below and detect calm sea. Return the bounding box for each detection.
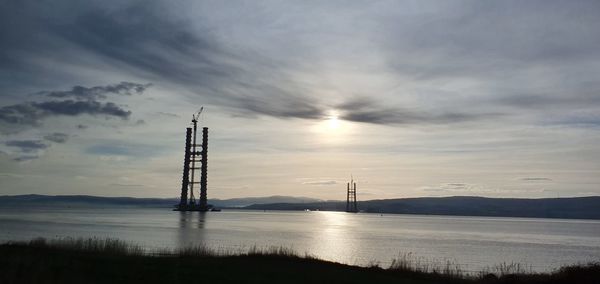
[1,206,599,272]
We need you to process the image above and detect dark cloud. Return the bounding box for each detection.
[230,95,501,126]
[33,100,131,118]
[0,103,42,126]
[336,98,500,125]
[0,82,150,131]
[4,140,49,153]
[0,1,317,123]
[13,155,39,162]
[233,96,325,120]
[44,133,69,143]
[39,82,151,100]
[0,100,131,127]
[2,0,599,128]
[0,1,234,88]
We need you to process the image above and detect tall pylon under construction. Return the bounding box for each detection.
[175,108,210,211]
[346,176,357,213]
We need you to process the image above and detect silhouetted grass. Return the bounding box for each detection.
[25,237,145,255]
[0,238,598,284]
[389,252,465,278]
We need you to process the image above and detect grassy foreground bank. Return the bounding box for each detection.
[0,238,598,284]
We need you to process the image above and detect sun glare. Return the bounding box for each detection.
[328,114,340,130]
[311,109,353,142]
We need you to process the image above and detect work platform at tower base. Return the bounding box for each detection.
[173,204,214,212]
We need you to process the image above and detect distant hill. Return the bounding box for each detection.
[245,196,600,220]
[0,194,176,207]
[2,194,599,220]
[211,196,321,207]
[0,194,320,208]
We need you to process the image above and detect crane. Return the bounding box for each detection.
[192,107,203,124]
[188,107,203,205]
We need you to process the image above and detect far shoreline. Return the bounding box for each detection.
[2,193,600,220]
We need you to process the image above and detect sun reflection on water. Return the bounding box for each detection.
[308,211,364,264]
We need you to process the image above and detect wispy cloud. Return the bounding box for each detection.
[39,82,150,100]
[157,112,180,118]
[421,183,491,193]
[85,142,165,158]
[44,133,69,143]
[521,177,553,182]
[3,140,49,161]
[4,140,49,153]
[109,183,144,187]
[302,180,338,186]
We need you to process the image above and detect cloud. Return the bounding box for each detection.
[39,82,151,100]
[86,145,134,156]
[234,96,326,120]
[109,183,144,187]
[422,183,487,193]
[85,142,165,158]
[336,98,501,125]
[13,155,40,162]
[4,140,49,153]
[0,81,150,159]
[0,103,42,126]
[446,183,467,188]
[3,139,51,161]
[521,177,553,182]
[3,1,503,127]
[44,133,69,143]
[157,112,180,118]
[2,0,600,131]
[0,100,130,127]
[382,2,600,78]
[229,95,501,126]
[0,172,25,179]
[0,82,150,130]
[0,1,325,124]
[0,1,232,88]
[302,180,338,186]
[34,100,131,118]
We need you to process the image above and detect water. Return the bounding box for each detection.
[1,206,599,273]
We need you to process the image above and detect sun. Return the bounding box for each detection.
[327,113,340,130]
[311,110,353,142]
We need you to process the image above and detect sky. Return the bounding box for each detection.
[1,0,600,200]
